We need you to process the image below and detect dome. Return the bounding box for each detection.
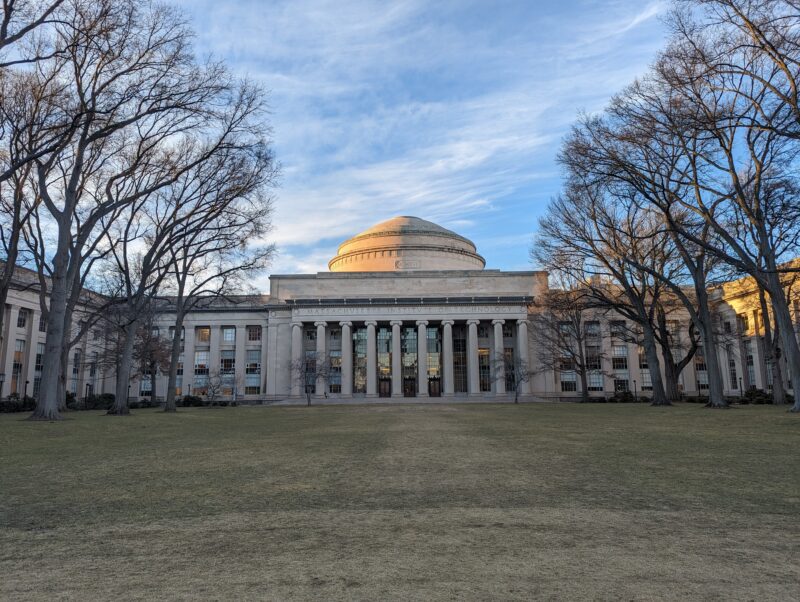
[329,216,485,272]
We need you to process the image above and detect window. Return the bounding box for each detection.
[640,369,652,391]
[586,345,601,371]
[140,375,152,396]
[560,364,577,392]
[35,343,44,373]
[196,327,210,344]
[727,345,738,390]
[39,314,47,332]
[588,371,604,391]
[329,350,342,394]
[638,348,648,370]
[70,349,80,394]
[478,348,491,392]
[11,339,25,394]
[743,340,755,387]
[614,379,629,392]
[220,350,235,374]
[502,323,513,338]
[610,320,626,339]
[245,349,261,393]
[247,325,262,342]
[695,347,708,390]
[584,321,600,338]
[194,350,209,375]
[16,309,28,328]
[737,314,749,335]
[611,346,628,371]
[478,325,489,339]
[305,329,316,342]
[222,326,236,344]
[151,326,159,338]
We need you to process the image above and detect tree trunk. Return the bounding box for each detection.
[578,368,589,402]
[696,288,727,408]
[151,359,157,405]
[165,308,185,412]
[642,324,670,406]
[29,250,69,420]
[765,273,800,412]
[758,287,786,405]
[662,354,681,402]
[109,320,138,415]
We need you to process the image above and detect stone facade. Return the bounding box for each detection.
[1,218,798,403]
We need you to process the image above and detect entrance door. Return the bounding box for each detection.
[378,378,391,397]
[428,377,441,397]
[403,378,416,397]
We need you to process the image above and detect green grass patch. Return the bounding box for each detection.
[1,403,798,600]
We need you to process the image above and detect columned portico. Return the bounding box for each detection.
[517,319,530,395]
[365,320,377,397]
[340,321,353,396]
[391,320,402,397]
[493,319,505,395]
[467,319,480,396]
[442,320,454,397]
[417,320,429,397]
[290,322,303,397]
[315,321,327,396]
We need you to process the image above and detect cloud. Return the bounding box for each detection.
[179,0,669,277]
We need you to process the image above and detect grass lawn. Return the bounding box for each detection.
[1,403,799,600]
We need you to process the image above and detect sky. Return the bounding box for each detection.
[176,0,670,284]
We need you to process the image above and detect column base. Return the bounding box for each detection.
[442,392,455,398]
[366,393,378,399]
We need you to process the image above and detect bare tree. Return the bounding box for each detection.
[25,0,262,420]
[0,0,65,67]
[289,351,334,406]
[529,287,604,403]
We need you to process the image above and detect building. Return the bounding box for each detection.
[1,217,798,403]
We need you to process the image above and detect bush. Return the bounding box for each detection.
[180,395,203,407]
[741,388,773,405]
[606,391,637,403]
[0,395,36,413]
[84,393,115,410]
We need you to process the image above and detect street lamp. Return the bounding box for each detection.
[24,380,29,398]
[739,376,743,396]
[633,379,638,402]
[0,373,5,399]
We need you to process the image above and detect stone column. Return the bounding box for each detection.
[340,321,353,396]
[442,320,454,397]
[390,320,402,397]
[26,309,40,394]
[417,320,429,397]
[235,325,246,400]
[493,319,506,395]
[2,305,20,395]
[517,320,530,395]
[315,321,327,397]
[290,322,303,397]
[467,319,480,396]
[365,320,377,397]
[183,324,195,397]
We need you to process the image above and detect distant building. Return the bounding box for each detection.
[1,217,797,402]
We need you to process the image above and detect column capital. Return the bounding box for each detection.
[516,319,529,326]
[466,319,481,326]
[338,321,353,328]
[491,319,505,326]
[365,320,378,327]
[314,321,327,328]
[390,320,403,327]
[291,321,304,329]
[416,320,429,327]
[441,319,454,326]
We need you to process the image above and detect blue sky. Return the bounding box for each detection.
[176,0,669,282]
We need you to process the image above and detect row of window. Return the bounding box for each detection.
[193,325,263,344]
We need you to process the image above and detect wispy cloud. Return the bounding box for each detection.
[179,0,669,276]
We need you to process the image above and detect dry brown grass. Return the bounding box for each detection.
[1,403,798,600]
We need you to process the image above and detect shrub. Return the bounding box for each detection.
[84,393,115,410]
[606,391,637,403]
[742,388,773,405]
[0,395,36,413]
[180,395,203,407]
[129,400,141,409]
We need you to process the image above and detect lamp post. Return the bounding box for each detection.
[633,379,638,402]
[739,377,743,396]
[0,373,5,399]
[24,380,29,398]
